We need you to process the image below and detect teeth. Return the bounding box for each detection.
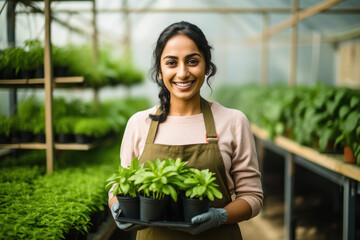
[175,82,192,87]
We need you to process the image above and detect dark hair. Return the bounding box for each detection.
[149,21,217,122]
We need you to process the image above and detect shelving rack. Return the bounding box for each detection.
[244,2,359,239]
[0,0,99,173]
[252,124,358,240]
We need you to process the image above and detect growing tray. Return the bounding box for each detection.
[116,216,196,228]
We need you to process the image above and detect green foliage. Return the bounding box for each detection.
[184,168,223,201]
[55,117,76,134]
[0,115,12,137]
[116,157,221,202]
[214,83,360,164]
[105,157,143,197]
[0,140,120,240]
[17,97,43,132]
[130,158,183,201]
[0,96,150,239]
[0,40,43,77]
[73,118,111,137]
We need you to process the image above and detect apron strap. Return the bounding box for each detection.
[145,98,218,144]
[145,107,162,144]
[201,98,218,143]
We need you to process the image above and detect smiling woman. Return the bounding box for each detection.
[108,21,263,240]
[160,35,206,110]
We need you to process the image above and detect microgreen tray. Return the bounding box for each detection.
[116,216,196,228]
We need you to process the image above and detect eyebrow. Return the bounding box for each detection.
[163,53,201,60]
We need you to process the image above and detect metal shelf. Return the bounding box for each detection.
[252,124,358,240]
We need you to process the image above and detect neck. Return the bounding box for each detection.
[168,96,202,116]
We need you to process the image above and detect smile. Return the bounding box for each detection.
[174,81,193,87]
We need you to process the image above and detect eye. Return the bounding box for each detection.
[165,60,177,66]
[188,59,199,66]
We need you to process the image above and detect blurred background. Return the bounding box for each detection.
[0,0,359,240]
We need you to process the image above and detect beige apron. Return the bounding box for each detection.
[137,98,242,240]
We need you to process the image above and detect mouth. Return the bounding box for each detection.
[173,80,195,90]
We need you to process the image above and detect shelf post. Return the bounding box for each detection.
[289,0,299,87]
[260,13,270,86]
[284,153,295,240]
[343,178,355,240]
[44,0,54,173]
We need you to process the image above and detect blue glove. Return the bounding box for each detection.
[110,201,146,231]
[170,208,228,235]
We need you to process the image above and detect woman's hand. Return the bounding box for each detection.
[170,207,228,235]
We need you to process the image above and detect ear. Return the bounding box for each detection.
[158,72,163,80]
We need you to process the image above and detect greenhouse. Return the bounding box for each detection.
[0,0,359,239]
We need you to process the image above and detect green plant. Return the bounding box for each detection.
[55,117,77,134]
[105,157,143,197]
[74,118,111,137]
[0,116,11,137]
[130,158,184,201]
[183,168,223,201]
[32,108,45,135]
[335,96,360,163]
[24,39,43,70]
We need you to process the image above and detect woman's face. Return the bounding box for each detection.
[160,34,206,102]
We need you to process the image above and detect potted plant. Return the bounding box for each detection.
[129,158,180,221]
[55,117,76,143]
[17,117,35,143]
[182,168,223,222]
[106,157,143,219]
[165,158,190,221]
[53,45,70,77]
[74,118,111,144]
[335,104,360,164]
[25,40,44,78]
[33,119,46,143]
[0,116,11,143]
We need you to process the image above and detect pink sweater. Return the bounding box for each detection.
[113,101,263,218]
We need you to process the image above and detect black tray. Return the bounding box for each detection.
[116,216,196,228]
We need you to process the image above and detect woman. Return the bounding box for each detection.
[109,21,263,240]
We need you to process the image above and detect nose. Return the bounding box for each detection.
[177,63,189,80]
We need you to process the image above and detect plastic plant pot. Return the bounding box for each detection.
[75,134,93,144]
[344,146,356,164]
[167,197,183,222]
[140,195,169,222]
[34,133,46,143]
[181,195,209,222]
[117,195,140,219]
[19,131,33,143]
[57,133,74,143]
[0,134,11,144]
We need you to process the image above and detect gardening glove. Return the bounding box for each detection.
[170,208,228,235]
[110,201,146,231]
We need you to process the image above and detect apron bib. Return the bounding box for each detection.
[136,98,242,240]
